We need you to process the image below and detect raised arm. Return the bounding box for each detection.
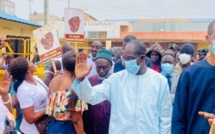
[0,71,12,111]
[72,52,111,105]
[75,52,92,81]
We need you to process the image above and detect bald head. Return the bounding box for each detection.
[208,20,215,36]
[161,53,175,64]
[123,40,147,60]
[92,41,103,46]
[127,40,147,56]
[62,44,74,54]
[122,35,137,49]
[91,41,103,58]
[206,20,215,51]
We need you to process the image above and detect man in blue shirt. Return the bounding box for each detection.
[172,20,215,134]
[160,53,180,104]
[161,53,175,89]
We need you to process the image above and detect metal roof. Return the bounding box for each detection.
[0,11,41,27]
[105,19,137,23]
[190,18,215,22]
[132,21,211,32]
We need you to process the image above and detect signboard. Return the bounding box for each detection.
[85,21,116,26]
[33,24,62,63]
[64,8,84,42]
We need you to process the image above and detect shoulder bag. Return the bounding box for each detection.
[34,79,52,134]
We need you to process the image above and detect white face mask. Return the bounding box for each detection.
[179,53,191,65]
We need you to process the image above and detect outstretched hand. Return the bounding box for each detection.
[0,71,12,94]
[0,36,6,49]
[75,52,92,79]
[0,71,12,95]
[198,111,215,125]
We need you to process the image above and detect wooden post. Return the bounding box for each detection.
[51,59,57,73]
[75,43,78,53]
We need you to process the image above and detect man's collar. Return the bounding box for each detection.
[161,72,173,77]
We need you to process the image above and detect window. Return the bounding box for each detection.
[98,32,107,39]
[88,31,98,38]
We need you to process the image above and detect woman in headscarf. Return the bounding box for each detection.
[146,42,164,72]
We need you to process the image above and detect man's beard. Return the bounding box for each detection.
[98,71,111,80]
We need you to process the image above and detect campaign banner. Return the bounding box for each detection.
[33,24,62,63]
[64,8,84,42]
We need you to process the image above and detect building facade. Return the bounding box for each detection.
[29,11,213,53]
[124,18,212,51]
[0,11,41,60]
[0,0,14,15]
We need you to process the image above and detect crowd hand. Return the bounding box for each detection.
[75,52,92,80]
[8,120,15,131]
[198,111,215,125]
[54,70,61,77]
[0,71,12,95]
[3,55,7,60]
[0,36,6,49]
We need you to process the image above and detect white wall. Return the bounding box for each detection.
[85,21,129,38]
[53,20,130,39]
[0,0,15,15]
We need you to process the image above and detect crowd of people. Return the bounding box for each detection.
[0,20,215,134]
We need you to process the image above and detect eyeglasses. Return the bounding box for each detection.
[122,55,141,61]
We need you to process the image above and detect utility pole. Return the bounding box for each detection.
[29,0,34,14]
[68,0,70,8]
[44,0,49,25]
[29,0,31,13]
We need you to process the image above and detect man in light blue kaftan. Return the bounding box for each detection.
[73,40,172,134]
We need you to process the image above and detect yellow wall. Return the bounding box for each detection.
[0,19,40,60]
[0,19,39,38]
[59,40,89,53]
[197,42,209,50]
[71,41,90,53]
[0,18,89,56]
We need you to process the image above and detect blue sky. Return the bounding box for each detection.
[12,0,215,20]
